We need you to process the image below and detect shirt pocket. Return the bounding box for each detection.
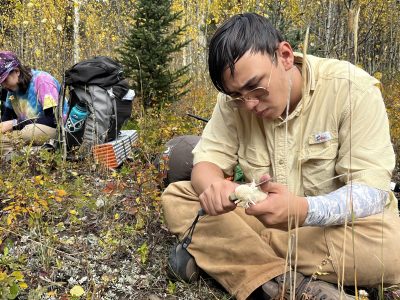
[238,144,271,182]
[299,138,340,196]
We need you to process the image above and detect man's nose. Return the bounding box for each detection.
[244,99,259,111]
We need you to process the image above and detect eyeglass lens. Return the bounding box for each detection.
[244,88,268,101]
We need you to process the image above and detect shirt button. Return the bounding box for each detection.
[279,159,284,165]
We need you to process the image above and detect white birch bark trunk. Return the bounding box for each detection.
[197,1,208,79]
[324,0,332,57]
[73,0,81,64]
[181,0,187,67]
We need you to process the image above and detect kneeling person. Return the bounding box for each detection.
[0,51,61,157]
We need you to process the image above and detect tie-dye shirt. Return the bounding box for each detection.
[4,70,60,122]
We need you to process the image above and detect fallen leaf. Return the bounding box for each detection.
[56,189,67,197]
[126,207,138,216]
[70,285,85,297]
[0,271,7,281]
[103,182,117,194]
[11,271,24,281]
[19,282,28,289]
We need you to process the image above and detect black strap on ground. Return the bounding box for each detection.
[186,112,209,123]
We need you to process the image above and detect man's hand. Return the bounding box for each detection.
[191,161,239,216]
[245,175,308,229]
[199,179,239,216]
[0,120,14,133]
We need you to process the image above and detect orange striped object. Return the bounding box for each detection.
[93,130,138,168]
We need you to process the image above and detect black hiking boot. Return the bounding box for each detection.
[260,271,355,300]
[167,243,200,283]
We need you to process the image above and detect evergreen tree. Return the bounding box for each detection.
[118,0,190,110]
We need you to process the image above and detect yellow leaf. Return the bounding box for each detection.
[47,291,56,296]
[38,199,49,208]
[11,271,24,281]
[69,210,77,215]
[56,189,67,197]
[3,205,14,211]
[374,71,382,80]
[55,197,62,202]
[6,214,13,225]
[114,213,120,220]
[0,272,7,281]
[19,282,28,289]
[70,285,85,297]
[315,271,330,276]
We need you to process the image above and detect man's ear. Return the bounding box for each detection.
[276,42,294,71]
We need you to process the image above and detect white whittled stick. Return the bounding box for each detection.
[234,180,268,208]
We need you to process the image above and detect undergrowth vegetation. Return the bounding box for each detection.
[0,79,398,299]
[0,87,225,300]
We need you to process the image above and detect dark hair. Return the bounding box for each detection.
[208,13,283,93]
[17,65,32,93]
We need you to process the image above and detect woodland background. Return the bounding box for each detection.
[0,0,399,299]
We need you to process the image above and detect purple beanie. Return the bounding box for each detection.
[0,51,20,84]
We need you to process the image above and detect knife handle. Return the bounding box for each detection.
[229,193,238,202]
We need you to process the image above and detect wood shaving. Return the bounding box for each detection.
[234,180,268,208]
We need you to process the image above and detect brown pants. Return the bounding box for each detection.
[162,181,400,300]
[0,124,57,157]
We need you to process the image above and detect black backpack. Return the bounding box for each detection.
[64,56,134,150]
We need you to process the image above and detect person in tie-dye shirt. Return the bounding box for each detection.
[0,51,60,157]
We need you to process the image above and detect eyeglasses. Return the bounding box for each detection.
[226,53,275,108]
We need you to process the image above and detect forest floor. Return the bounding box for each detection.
[0,144,230,300]
[0,143,399,300]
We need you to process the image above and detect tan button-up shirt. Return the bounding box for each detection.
[193,54,395,198]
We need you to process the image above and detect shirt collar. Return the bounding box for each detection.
[294,52,316,93]
[275,53,316,125]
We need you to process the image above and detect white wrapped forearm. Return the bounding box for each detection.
[304,183,388,226]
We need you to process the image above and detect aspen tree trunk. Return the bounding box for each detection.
[73,0,81,64]
[197,0,208,80]
[390,3,396,73]
[324,0,332,57]
[347,7,354,62]
[181,0,187,67]
[18,0,25,59]
[390,13,399,74]
[19,26,24,60]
